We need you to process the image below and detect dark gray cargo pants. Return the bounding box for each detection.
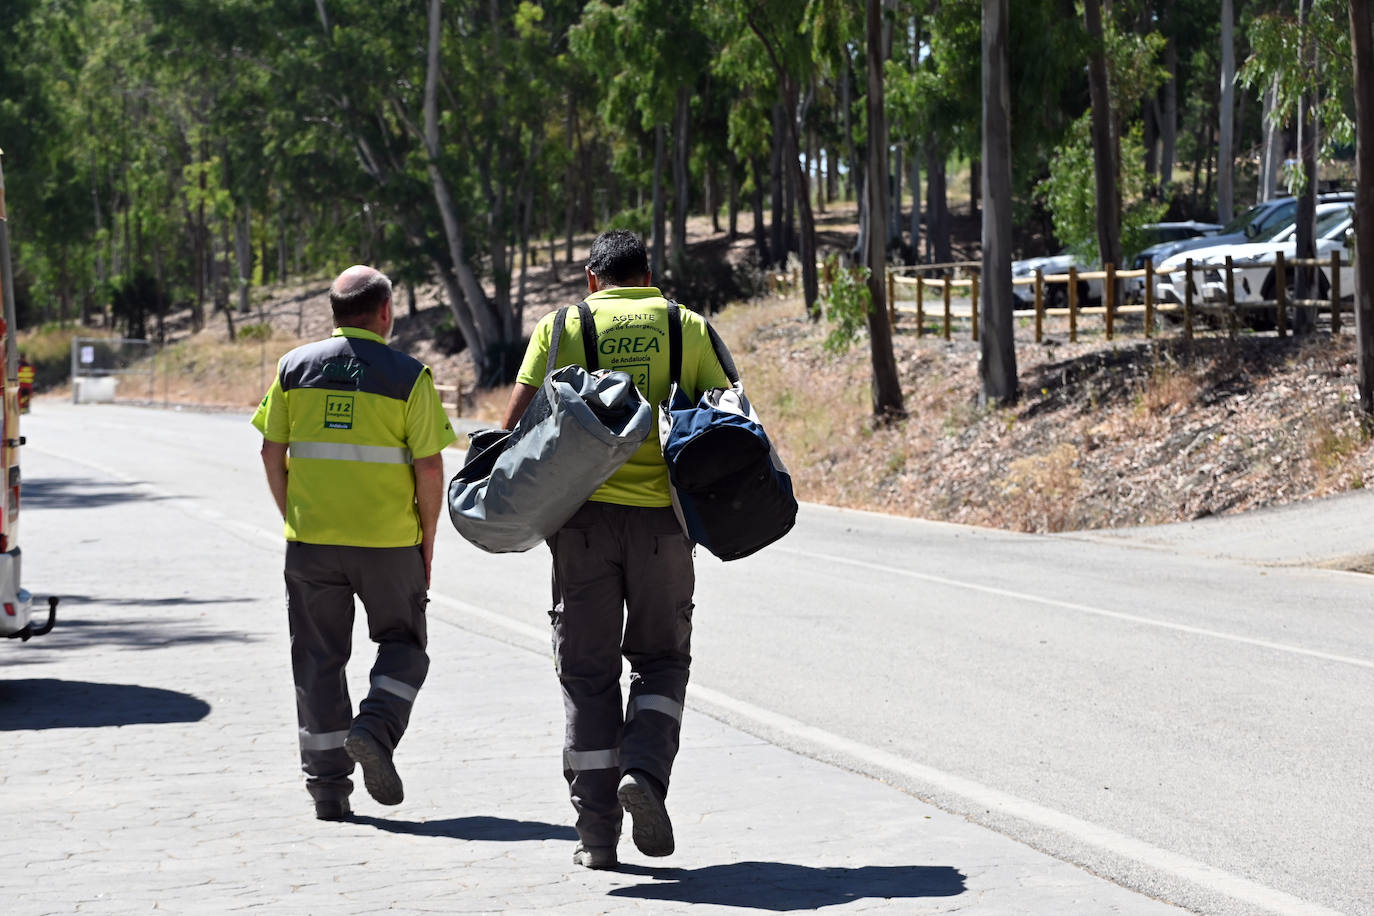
[284,542,430,803]
[549,501,695,848]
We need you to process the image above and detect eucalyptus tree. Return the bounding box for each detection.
[981,0,1015,406]
[1348,0,1374,413]
[863,0,904,421]
[714,0,823,317]
[1241,0,1353,333]
[572,0,710,281]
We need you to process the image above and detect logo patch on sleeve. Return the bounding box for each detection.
[325,395,355,429]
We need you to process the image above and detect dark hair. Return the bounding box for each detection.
[330,270,392,324]
[587,230,650,286]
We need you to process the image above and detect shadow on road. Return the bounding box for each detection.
[356,814,578,842]
[0,678,211,729]
[609,862,966,910]
[22,477,168,509]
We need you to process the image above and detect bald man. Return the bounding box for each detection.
[252,265,456,820]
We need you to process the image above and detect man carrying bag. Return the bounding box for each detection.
[500,230,730,870]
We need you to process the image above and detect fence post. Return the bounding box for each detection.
[1034,268,1044,343]
[970,272,979,342]
[916,274,925,338]
[942,271,952,341]
[1276,251,1287,338]
[887,268,896,327]
[1331,251,1342,335]
[1183,259,1194,341]
[1105,263,1116,340]
[1144,260,1155,338]
[1068,266,1079,343]
[1225,255,1237,340]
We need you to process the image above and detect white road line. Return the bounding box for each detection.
[776,545,1374,671]
[425,585,1342,916]
[29,443,1346,914]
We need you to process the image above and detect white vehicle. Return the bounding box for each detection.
[0,152,57,643]
[1196,204,1353,308]
[1154,214,1308,305]
[1011,250,1101,308]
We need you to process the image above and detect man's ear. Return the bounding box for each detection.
[586,266,599,293]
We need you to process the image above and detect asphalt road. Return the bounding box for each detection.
[17,401,1373,915]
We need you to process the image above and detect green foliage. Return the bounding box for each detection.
[820,257,870,355]
[603,204,653,240]
[1039,13,1169,263]
[236,322,272,342]
[1239,0,1354,182]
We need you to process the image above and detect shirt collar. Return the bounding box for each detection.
[332,326,387,344]
[586,287,663,302]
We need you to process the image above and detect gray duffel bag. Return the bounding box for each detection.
[447,302,651,553]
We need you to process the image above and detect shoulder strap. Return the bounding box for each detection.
[547,301,599,376]
[668,301,682,385]
[576,300,599,370]
[667,300,739,386]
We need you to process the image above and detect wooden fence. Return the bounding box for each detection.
[434,381,462,416]
[873,252,1349,343]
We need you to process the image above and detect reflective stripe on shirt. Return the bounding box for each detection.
[290,442,413,465]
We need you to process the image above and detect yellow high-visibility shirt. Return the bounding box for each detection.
[252,327,456,547]
[516,289,730,508]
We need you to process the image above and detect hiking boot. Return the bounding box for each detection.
[572,844,618,870]
[344,728,403,806]
[617,770,674,857]
[314,797,352,821]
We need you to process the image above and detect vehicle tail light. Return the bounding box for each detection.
[4,603,14,617]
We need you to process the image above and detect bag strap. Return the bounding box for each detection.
[547,301,600,376]
[666,300,739,387]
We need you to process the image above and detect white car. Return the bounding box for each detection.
[1196,204,1353,308]
[1152,206,1338,305]
[1011,251,1102,308]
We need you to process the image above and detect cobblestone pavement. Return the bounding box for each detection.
[1,443,1181,914]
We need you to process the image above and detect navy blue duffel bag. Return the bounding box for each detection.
[658,303,797,561]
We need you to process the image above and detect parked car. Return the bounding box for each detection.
[1134,192,1354,271]
[1154,202,1351,306]
[1011,250,1099,307]
[1012,222,1221,309]
[1197,203,1353,310]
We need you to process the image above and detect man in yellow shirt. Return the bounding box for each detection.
[502,231,730,869]
[253,265,455,820]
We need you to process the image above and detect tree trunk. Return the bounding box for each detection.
[864,0,905,422]
[652,124,666,281]
[770,103,786,263]
[1161,0,1179,192]
[969,157,980,219]
[671,85,690,273]
[889,146,903,248]
[234,201,253,315]
[925,138,951,263]
[780,83,819,316]
[981,0,1017,405]
[727,150,739,239]
[751,156,770,266]
[908,143,921,265]
[564,92,576,265]
[1084,0,1122,272]
[1294,0,1318,334]
[1217,0,1235,224]
[1260,77,1283,202]
[1348,0,1374,412]
[422,0,501,380]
